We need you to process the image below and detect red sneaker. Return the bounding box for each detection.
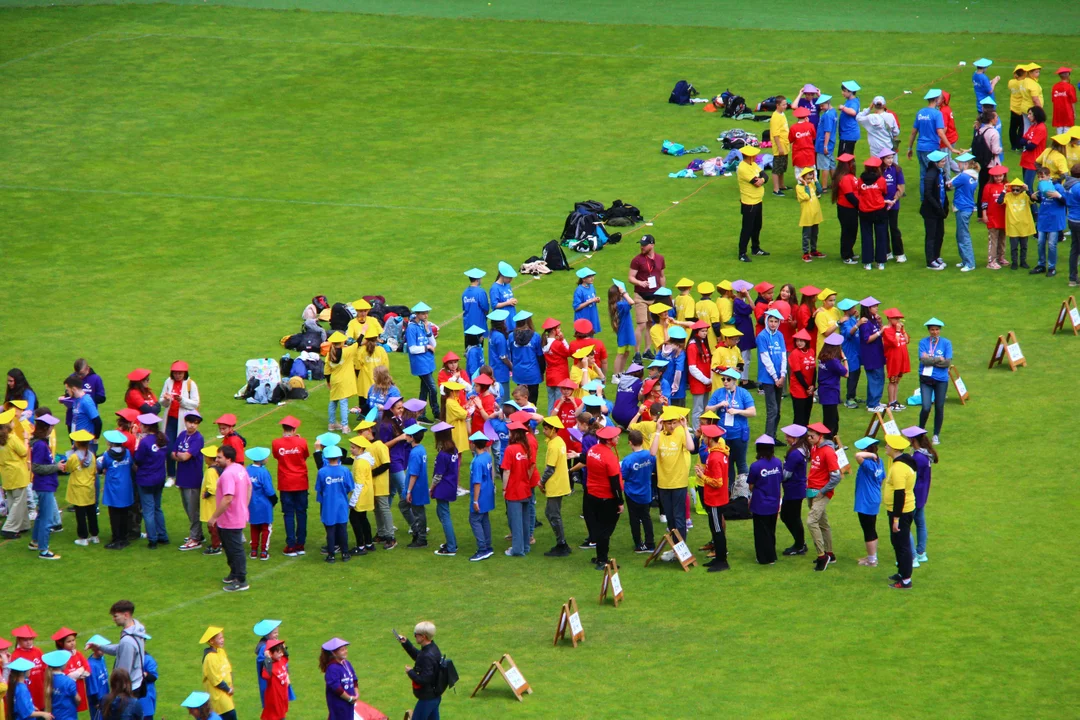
[282,546,299,557]
[250,549,257,559]
[259,551,269,561]
[810,251,827,258]
[888,580,913,590]
[802,253,812,262]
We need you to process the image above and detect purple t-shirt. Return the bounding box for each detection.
[883,165,905,211]
[733,299,756,351]
[782,447,807,500]
[748,456,783,515]
[817,358,847,405]
[431,450,461,502]
[172,430,204,489]
[324,660,357,720]
[859,318,886,371]
[797,97,820,128]
[31,439,58,492]
[134,435,168,487]
[380,418,415,472]
[216,462,251,529]
[912,450,932,508]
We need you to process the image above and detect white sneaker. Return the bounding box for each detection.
[960,265,974,272]
[886,253,894,261]
[90,536,100,544]
[912,558,921,568]
[74,538,89,546]
[936,258,945,266]
[932,435,940,445]
[895,254,907,263]
[916,552,928,563]
[864,264,872,271]
[164,477,175,488]
[877,263,885,270]
[686,519,694,529]
[955,263,965,268]
[927,263,945,271]
[659,514,667,523]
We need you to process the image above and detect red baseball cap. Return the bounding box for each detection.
[115,408,140,422]
[441,352,460,364]
[988,165,1009,176]
[701,424,726,438]
[596,426,621,440]
[170,360,189,372]
[642,378,658,396]
[793,329,813,342]
[1057,67,1072,74]
[11,625,37,639]
[792,107,810,118]
[541,318,561,331]
[265,639,285,651]
[509,411,534,424]
[215,414,238,426]
[690,320,710,331]
[837,153,855,163]
[573,319,594,334]
[799,285,821,296]
[0,638,11,651]
[864,156,882,167]
[126,369,150,382]
[51,627,77,642]
[557,378,579,390]
[884,308,904,319]
[279,415,301,428]
[807,422,831,434]
[754,281,774,293]
[473,374,494,386]
[506,421,528,431]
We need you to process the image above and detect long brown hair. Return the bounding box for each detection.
[819,344,843,362]
[0,420,12,446]
[318,649,339,673]
[831,159,854,204]
[508,428,533,465]
[436,429,457,455]
[5,669,27,720]
[607,285,623,333]
[141,421,169,449]
[910,434,939,463]
[102,668,134,719]
[42,668,54,712]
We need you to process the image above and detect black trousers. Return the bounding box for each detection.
[846,367,862,401]
[74,504,99,539]
[838,205,859,260]
[922,214,945,266]
[858,512,878,542]
[219,527,247,582]
[324,522,349,555]
[739,203,763,255]
[779,499,804,546]
[706,504,727,562]
[1010,236,1029,266]
[349,509,372,548]
[838,139,856,156]
[889,511,914,578]
[821,403,839,438]
[1008,111,1024,150]
[886,206,904,256]
[626,498,654,547]
[583,494,619,563]
[1070,220,1080,283]
[752,513,778,564]
[860,209,889,264]
[521,384,539,405]
[791,396,813,427]
[108,506,130,544]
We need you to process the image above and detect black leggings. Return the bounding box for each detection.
[739,203,763,255]
[838,205,859,260]
[706,504,727,562]
[923,215,946,267]
[887,206,904,255]
[846,367,862,402]
[1009,111,1024,150]
[349,509,372,548]
[860,209,889,264]
[858,512,878,542]
[821,403,839,438]
[583,494,619,564]
[780,499,804,546]
[625,498,654,548]
[74,504,99,539]
[108,506,130,544]
[752,513,778,564]
[791,396,813,427]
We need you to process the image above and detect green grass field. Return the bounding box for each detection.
[2,2,1079,718]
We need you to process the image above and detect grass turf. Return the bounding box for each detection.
[1,4,1079,718]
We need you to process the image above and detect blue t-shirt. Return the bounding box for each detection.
[573,284,602,333]
[99,448,134,507]
[469,452,495,513]
[659,349,687,400]
[488,330,511,383]
[50,673,80,720]
[839,315,862,371]
[367,384,401,412]
[913,107,944,151]
[1067,182,1080,222]
[71,393,99,434]
[140,655,158,718]
[87,654,110,698]
[755,329,787,385]
[815,108,838,154]
[839,98,861,141]
[972,71,994,110]
[406,445,430,505]
[465,345,485,380]
[853,456,886,515]
[316,463,354,525]
[952,171,979,212]
[748,456,783,515]
[490,281,514,312]
[461,286,489,336]
[917,336,952,382]
[620,449,655,505]
[706,387,754,442]
[614,299,636,348]
[247,464,276,525]
[405,321,436,377]
[13,682,35,720]
[1037,182,1068,232]
[509,332,543,385]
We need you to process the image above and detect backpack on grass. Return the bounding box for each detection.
[542,239,570,271]
[669,80,698,105]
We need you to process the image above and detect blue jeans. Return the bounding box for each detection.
[436,500,457,552]
[726,437,748,485]
[33,491,57,551]
[469,510,492,555]
[505,499,529,555]
[417,373,439,418]
[280,490,308,547]
[138,484,168,542]
[546,385,560,416]
[165,415,179,477]
[919,378,948,436]
[526,489,536,547]
[865,367,885,408]
[412,697,441,720]
[1038,230,1059,269]
[328,398,348,425]
[916,150,932,202]
[955,209,975,268]
[908,505,928,555]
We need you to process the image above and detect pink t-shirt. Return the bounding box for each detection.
[216,462,251,529]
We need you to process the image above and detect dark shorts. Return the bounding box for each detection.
[772,154,789,174]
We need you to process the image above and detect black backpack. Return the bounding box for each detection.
[311,295,329,313]
[560,209,600,241]
[329,302,356,332]
[668,80,698,105]
[970,126,994,168]
[756,95,781,112]
[605,199,643,225]
[542,239,570,271]
[434,655,459,696]
[723,94,747,118]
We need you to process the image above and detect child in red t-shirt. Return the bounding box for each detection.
[882,309,911,411]
[1051,68,1076,131]
[981,166,1009,268]
[260,639,291,720]
[695,425,730,572]
[787,330,816,426]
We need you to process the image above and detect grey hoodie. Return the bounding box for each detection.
[101,619,149,689]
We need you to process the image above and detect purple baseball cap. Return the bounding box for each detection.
[731,280,753,293]
[860,296,880,308]
[801,84,820,95]
[824,334,844,346]
[780,424,807,438]
[137,413,162,425]
[481,420,499,442]
[901,426,927,438]
[430,421,452,433]
[382,396,403,411]
[626,363,644,374]
[403,399,427,413]
[321,637,349,652]
[875,146,896,158]
[754,434,776,445]
[37,413,60,426]
[568,427,584,442]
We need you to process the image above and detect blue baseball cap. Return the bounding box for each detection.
[322,445,343,459]
[7,658,34,673]
[246,447,271,462]
[974,58,993,68]
[464,324,485,335]
[648,359,669,368]
[181,692,211,709]
[463,268,487,279]
[720,368,741,380]
[42,650,72,668]
[764,309,784,321]
[611,278,626,292]
[653,287,673,297]
[487,309,510,322]
[498,261,517,278]
[576,267,596,279]
[316,432,341,447]
[411,301,432,313]
[253,620,282,637]
[924,88,942,100]
[582,395,605,408]
[667,326,688,340]
[854,436,880,450]
[816,94,833,105]
[514,310,533,322]
[979,96,998,106]
[956,152,975,162]
[404,424,426,436]
[841,80,861,92]
[583,380,605,392]
[103,430,127,444]
[926,150,948,163]
[469,431,490,442]
[837,298,859,311]
[924,317,945,327]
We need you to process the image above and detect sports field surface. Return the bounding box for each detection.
[2,1,1078,717]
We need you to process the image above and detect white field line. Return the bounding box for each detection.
[0,31,105,70]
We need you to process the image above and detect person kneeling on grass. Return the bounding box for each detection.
[315,445,354,564]
[883,434,917,589]
[695,424,729,572]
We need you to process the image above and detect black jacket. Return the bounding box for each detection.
[403,639,441,700]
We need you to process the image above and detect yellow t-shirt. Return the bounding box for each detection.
[1066,141,1080,171]
[0,433,30,490]
[569,365,595,399]
[200,467,219,522]
[1008,78,1025,114]
[711,346,741,391]
[695,298,720,347]
[717,296,734,325]
[1036,149,1068,179]
[64,450,97,507]
[543,436,570,497]
[1003,192,1036,236]
[629,420,657,448]
[674,294,696,323]
[656,430,689,489]
[351,454,375,512]
[445,398,469,453]
[324,343,359,401]
[370,441,391,496]
[203,648,235,714]
[1021,77,1042,111]
[884,458,916,513]
[354,344,389,397]
[796,184,823,226]
[737,160,765,205]
[649,323,668,351]
[346,316,384,342]
[770,111,790,154]
[814,307,844,353]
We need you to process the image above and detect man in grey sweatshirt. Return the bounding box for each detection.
[88,599,150,692]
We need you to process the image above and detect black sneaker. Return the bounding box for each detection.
[634,543,651,554]
[739,254,752,263]
[223,581,249,592]
[434,546,456,557]
[753,249,770,256]
[1029,265,1045,275]
[325,554,336,564]
[203,545,222,556]
[843,257,859,265]
[407,540,428,549]
[813,556,829,572]
[1047,268,1057,277]
[543,545,563,557]
[888,573,902,582]
[222,575,236,584]
[578,540,596,550]
[782,544,807,556]
[707,561,730,572]
[827,551,837,563]
[888,580,912,590]
[341,551,351,562]
[320,545,330,555]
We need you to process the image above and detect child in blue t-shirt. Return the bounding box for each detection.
[620,430,657,552]
[464,327,486,381]
[45,654,80,720]
[1032,166,1068,276]
[139,654,158,720]
[467,433,496,561]
[86,642,111,720]
[608,283,638,374]
[315,446,354,562]
[404,426,430,547]
[246,448,277,560]
[950,154,980,271]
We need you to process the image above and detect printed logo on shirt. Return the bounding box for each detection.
[759,466,781,478]
[277,446,303,456]
[795,130,813,140]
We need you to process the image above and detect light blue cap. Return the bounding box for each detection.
[411,301,432,313]
[926,150,948,162]
[42,650,72,668]
[463,268,487,279]
[469,431,490,442]
[514,310,533,322]
[487,309,510,322]
[85,634,111,648]
[764,309,784,321]
[322,445,343,459]
[103,430,127,444]
[924,317,945,327]
[974,58,993,67]
[667,326,688,340]
[316,432,341,447]
[924,88,942,100]
[816,94,833,105]
[979,96,998,106]
[653,287,673,297]
[956,152,975,162]
[502,399,521,410]
[246,447,270,462]
[611,279,626,292]
[253,620,281,637]
[837,298,859,311]
[582,395,605,408]
[365,406,379,423]
[464,324,485,335]
[648,359,669,368]
[498,261,517,278]
[720,368,741,380]
[404,423,426,436]
[841,80,861,92]
[583,380,605,391]
[7,658,34,673]
[854,436,880,450]
[576,267,596,279]
[181,692,211,709]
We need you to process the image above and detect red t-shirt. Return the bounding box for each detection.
[260,658,290,720]
[437,369,468,406]
[121,429,138,455]
[795,305,818,349]
[686,341,712,395]
[702,447,730,507]
[272,435,310,491]
[883,326,911,377]
[11,647,45,709]
[167,379,183,418]
[63,650,91,711]
[1021,123,1047,170]
[500,442,534,501]
[788,347,816,399]
[857,176,887,213]
[543,338,571,386]
[124,387,157,412]
[982,183,1007,228]
[807,444,839,498]
[1052,81,1077,127]
[568,338,608,369]
[221,432,245,463]
[940,104,958,145]
[837,173,859,209]
[585,443,620,499]
[788,120,817,168]
[470,392,496,435]
[629,252,666,298]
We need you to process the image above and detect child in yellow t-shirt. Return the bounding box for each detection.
[998,178,1035,268]
[199,446,221,552]
[694,283,721,349]
[673,279,696,322]
[796,168,824,260]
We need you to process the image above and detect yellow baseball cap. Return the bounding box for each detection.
[328,331,347,343]
[720,326,743,338]
[697,281,715,294]
[353,420,376,432]
[648,303,671,315]
[741,146,760,157]
[1024,63,1041,71]
[0,408,15,425]
[885,434,910,450]
[364,326,381,339]
[699,411,720,421]
[352,299,372,311]
[572,345,595,359]
[542,416,565,429]
[675,277,694,289]
[1052,133,1071,145]
[1069,126,1080,140]
[201,444,219,458]
[349,436,372,448]
[659,406,690,422]
[817,287,837,301]
[443,381,466,391]
[199,626,224,645]
[70,430,95,442]
[717,280,733,292]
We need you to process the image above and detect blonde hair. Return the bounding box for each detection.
[372,365,394,392]
[413,621,436,640]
